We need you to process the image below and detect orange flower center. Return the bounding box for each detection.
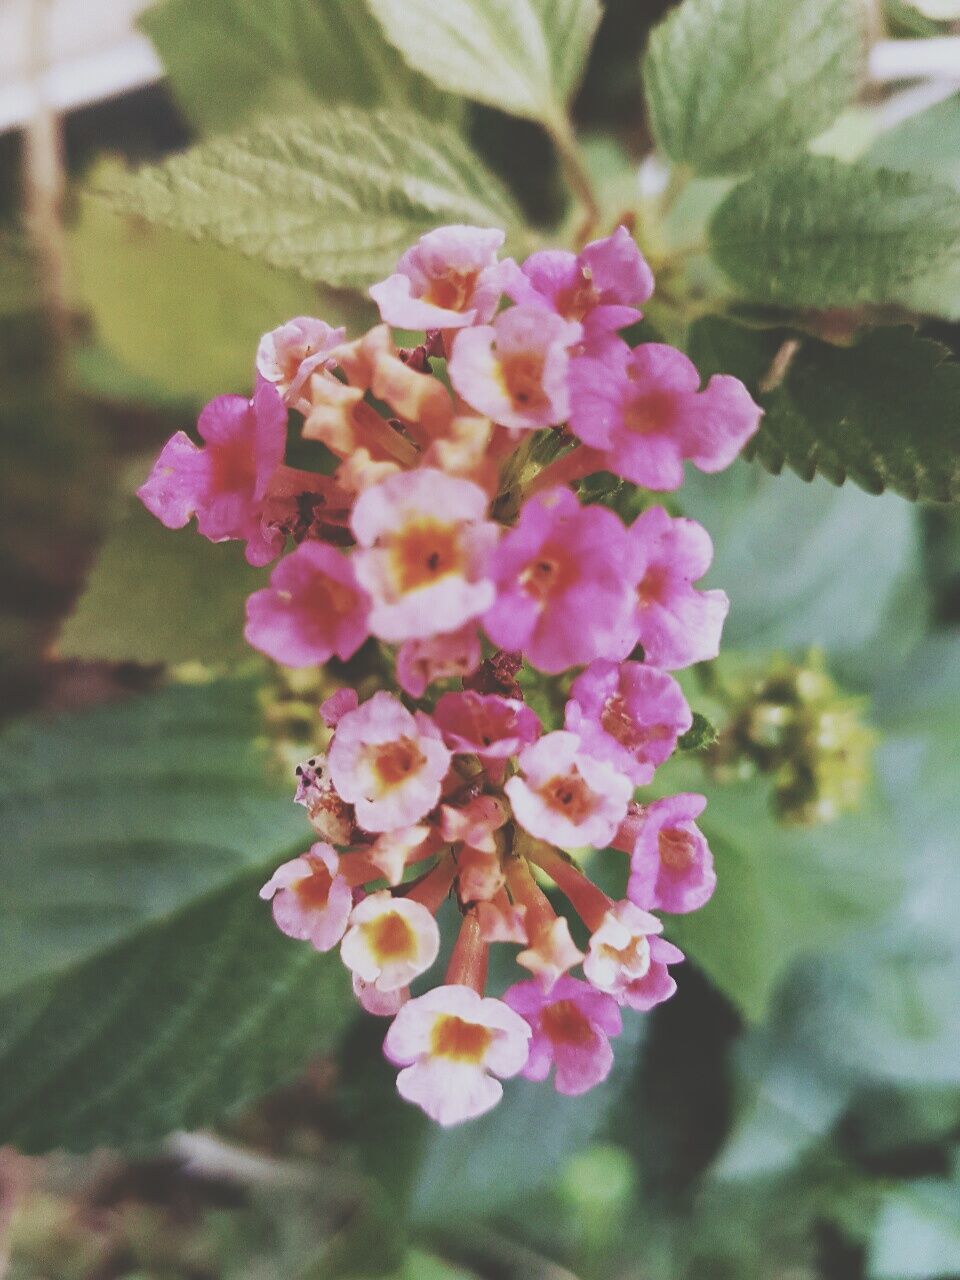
[637,564,669,607]
[600,694,669,754]
[499,351,550,415]
[210,435,256,492]
[368,737,427,790]
[658,827,695,870]
[388,518,465,593]
[430,1014,495,1063]
[555,268,599,321]
[538,770,598,825]
[624,389,676,436]
[599,933,650,975]
[424,267,481,312]
[293,858,334,909]
[541,998,596,1047]
[519,545,575,601]
[363,910,418,963]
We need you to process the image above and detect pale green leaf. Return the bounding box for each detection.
[366,0,601,124]
[868,1176,960,1280]
[709,156,960,311]
[100,107,524,290]
[58,492,266,665]
[688,318,960,502]
[141,0,454,133]
[70,189,372,401]
[643,0,861,175]
[0,680,351,1151]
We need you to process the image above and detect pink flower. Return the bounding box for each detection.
[369,225,505,330]
[138,377,288,565]
[256,316,344,404]
[259,843,352,952]
[583,900,683,1011]
[320,688,360,728]
[353,973,408,1017]
[503,226,654,346]
[564,659,692,786]
[449,305,581,429]
[568,340,762,490]
[351,468,498,643]
[383,984,531,1125]
[627,793,716,914]
[516,917,585,989]
[504,976,622,1095]
[328,692,451,833]
[340,890,440,993]
[505,730,633,849]
[433,691,540,760]
[627,506,729,669]
[483,488,640,674]
[395,623,482,698]
[439,795,510,855]
[244,542,370,667]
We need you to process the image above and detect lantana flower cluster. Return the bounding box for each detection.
[139,224,761,1126]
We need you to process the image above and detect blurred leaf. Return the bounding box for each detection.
[689,318,960,502]
[70,191,371,402]
[643,0,860,176]
[412,1015,645,1223]
[100,107,524,290]
[868,1172,960,1280]
[141,0,453,134]
[680,461,920,654]
[0,679,304,997]
[58,490,265,665]
[0,231,40,317]
[662,767,898,1021]
[710,157,960,313]
[367,0,601,126]
[0,679,347,1152]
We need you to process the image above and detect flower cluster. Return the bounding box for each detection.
[139,224,761,1126]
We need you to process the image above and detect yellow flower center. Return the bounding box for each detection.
[363,910,418,963]
[430,1014,494,1063]
[387,518,465,593]
[368,737,427,791]
[498,351,550,415]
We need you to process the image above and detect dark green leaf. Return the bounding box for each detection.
[688,317,960,502]
[678,712,719,753]
[643,0,860,176]
[709,156,960,311]
[100,107,524,290]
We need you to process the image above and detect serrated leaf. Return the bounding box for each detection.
[709,156,960,312]
[688,318,960,502]
[100,107,524,291]
[643,0,861,176]
[0,680,348,1152]
[141,0,454,134]
[366,0,600,125]
[58,492,265,665]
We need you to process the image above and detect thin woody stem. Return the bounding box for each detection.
[547,115,601,247]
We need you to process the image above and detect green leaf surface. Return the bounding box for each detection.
[680,461,920,654]
[0,679,347,1152]
[643,0,860,176]
[366,0,601,125]
[141,0,453,134]
[660,766,898,1022]
[100,107,523,291]
[71,190,372,402]
[58,491,266,665]
[689,318,960,502]
[709,156,960,311]
[868,1174,960,1280]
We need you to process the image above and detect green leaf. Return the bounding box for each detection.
[100,107,524,291]
[678,711,719,753]
[71,184,373,403]
[709,156,960,311]
[680,461,920,654]
[661,767,898,1022]
[58,491,265,665]
[868,1174,960,1280]
[141,0,453,134]
[688,318,960,503]
[0,679,348,1151]
[366,0,601,126]
[643,0,860,176]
